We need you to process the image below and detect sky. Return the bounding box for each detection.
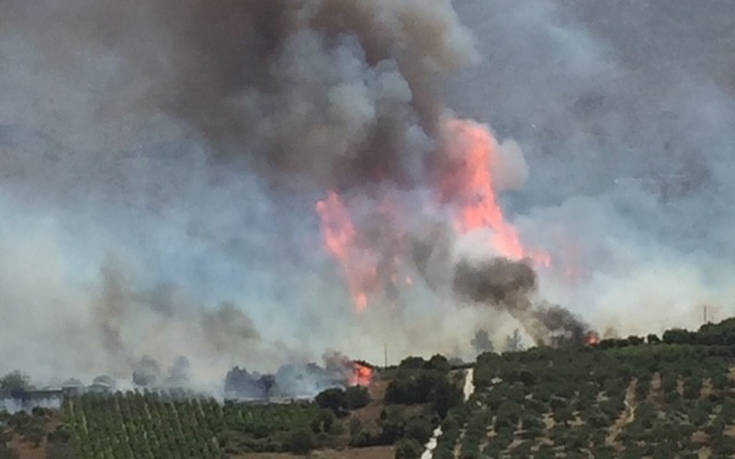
[1,0,734,386]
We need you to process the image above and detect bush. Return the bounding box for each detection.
[310,409,336,433]
[427,355,451,373]
[379,411,406,444]
[399,357,426,370]
[385,370,450,408]
[662,329,693,344]
[405,417,433,444]
[395,438,423,459]
[350,429,380,448]
[283,428,314,455]
[0,445,19,459]
[315,388,346,412]
[349,417,362,435]
[345,385,371,409]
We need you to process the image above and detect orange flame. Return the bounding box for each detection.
[585,331,600,347]
[349,361,374,387]
[316,191,376,311]
[441,119,550,267]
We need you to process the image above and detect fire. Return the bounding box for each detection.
[349,361,374,387]
[316,191,376,311]
[441,119,550,267]
[585,331,600,347]
[315,119,553,313]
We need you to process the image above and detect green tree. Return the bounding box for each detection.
[427,355,451,373]
[395,438,423,459]
[315,388,346,412]
[0,371,31,393]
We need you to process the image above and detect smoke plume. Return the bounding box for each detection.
[453,257,590,344]
[2,0,734,385]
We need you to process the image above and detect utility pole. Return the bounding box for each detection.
[384,342,388,368]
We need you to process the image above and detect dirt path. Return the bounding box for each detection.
[420,427,443,459]
[606,378,637,448]
[421,368,476,459]
[462,368,475,402]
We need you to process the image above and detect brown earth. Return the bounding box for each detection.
[5,413,61,459]
[606,378,637,449]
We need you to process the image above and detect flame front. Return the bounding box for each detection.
[316,191,375,312]
[349,362,373,387]
[441,119,550,267]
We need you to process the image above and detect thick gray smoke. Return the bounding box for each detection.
[453,258,590,344]
[0,0,483,384]
[1,0,475,191]
[453,258,537,306]
[2,0,734,385]
[446,0,735,336]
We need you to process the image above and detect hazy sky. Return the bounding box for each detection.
[1,0,734,384]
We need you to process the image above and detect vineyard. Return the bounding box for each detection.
[0,355,462,458]
[54,391,341,458]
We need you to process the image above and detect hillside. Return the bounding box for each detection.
[5,321,735,458]
[0,356,463,458]
[434,322,735,459]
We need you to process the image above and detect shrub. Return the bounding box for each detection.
[345,385,371,409]
[395,438,423,459]
[379,412,406,444]
[399,357,426,370]
[350,429,380,447]
[662,329,693,344]
[0,445,19,459]
[315,388,346,412]
[310,409,336,433]
[349,417,362,435]
[283,428,314,455]
[405,417,433,444]
[427,355,451,373]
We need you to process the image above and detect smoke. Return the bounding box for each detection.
[446,0,735,336]
[0,0,475,191]
[453,257,590,344]
[2,0,734,385]
[224,352,360,399]
[0,0,488,384]
[453,258,536,306]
